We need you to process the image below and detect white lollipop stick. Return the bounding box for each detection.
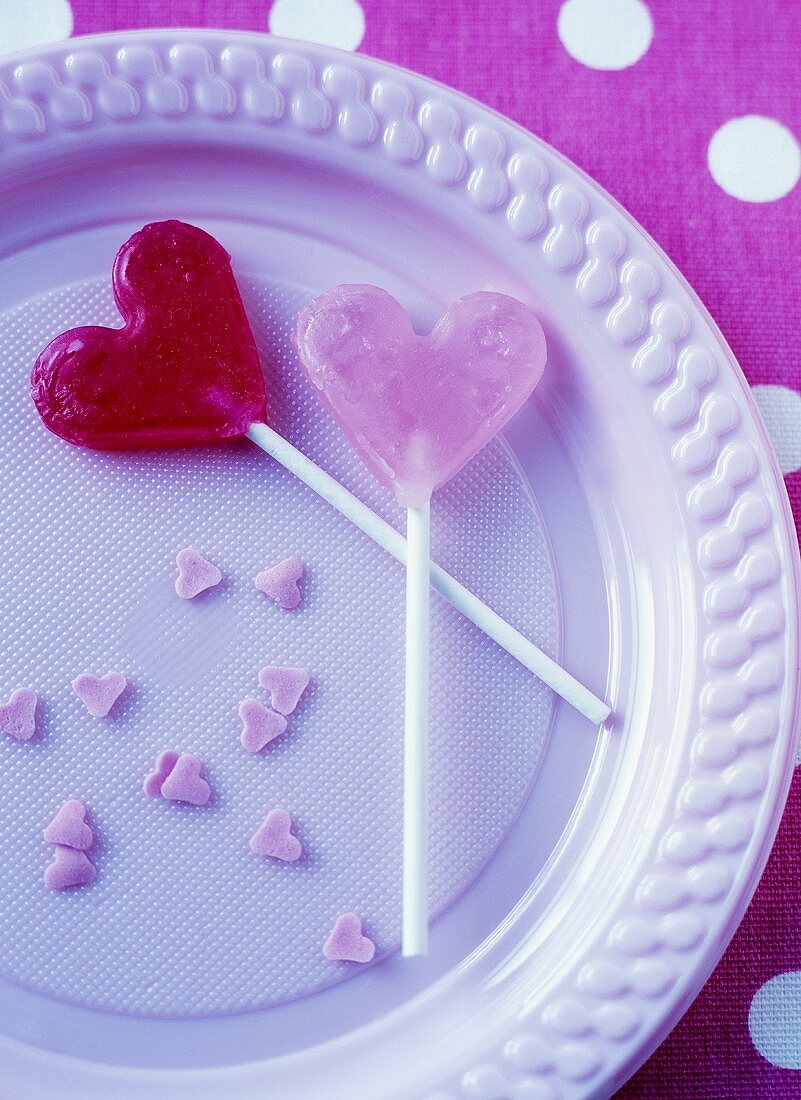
[246,423,610,725]
[402,503,430,956]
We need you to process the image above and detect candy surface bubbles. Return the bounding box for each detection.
[295,286,547,506]
[30,220,267,449]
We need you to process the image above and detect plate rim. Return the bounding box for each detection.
[1,27,799,1099]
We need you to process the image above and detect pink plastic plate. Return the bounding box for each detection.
[0,29,799,1100]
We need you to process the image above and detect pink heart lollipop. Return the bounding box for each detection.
[295,284,547,959]
[294,285,547,508]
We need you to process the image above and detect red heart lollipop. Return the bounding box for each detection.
[30,220,267,449]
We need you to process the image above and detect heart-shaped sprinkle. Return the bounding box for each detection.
[159,753,211,806]
[0,688,37,741]
[295,286,547,507]
[239,699,287,753]
[44,845,97,890]
[30,220,267,450]
[43,800,93,851]
[73,671,127,717]
[143,749,180,798]
[254,557,305,610]
[249,808,302,862]
[175,548,222,599]
[257,667,311,715]
[323,913,376,963]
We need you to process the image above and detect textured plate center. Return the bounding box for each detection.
[0,277,558,1016]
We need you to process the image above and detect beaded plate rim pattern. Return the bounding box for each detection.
[0,29,799,1100]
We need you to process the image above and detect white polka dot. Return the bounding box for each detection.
[709,116,801,203]
[0,0,73,56]
[750,972,801,1068]
[752,384,801,475]
[269,0,365,52]
[557,0,653,71]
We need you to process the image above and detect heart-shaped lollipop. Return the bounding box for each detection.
[296,284,548,958]
[31,220,266,449]
[295,285,547,508]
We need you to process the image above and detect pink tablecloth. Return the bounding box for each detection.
[4,1,801,1095]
